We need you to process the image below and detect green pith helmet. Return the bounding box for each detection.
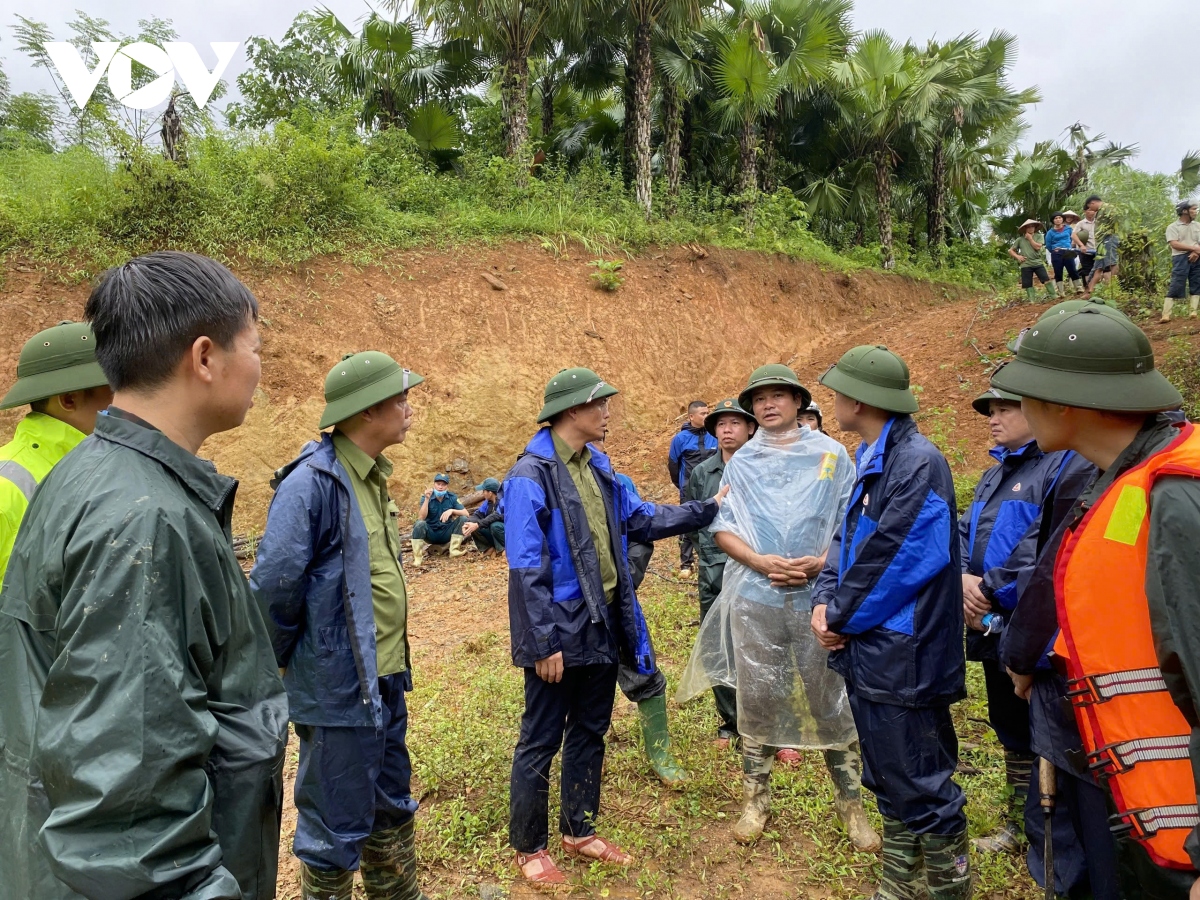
[537,367,618,423]
[990,307,1182,413]
[971,388,1023,417]
[704,397,756,436]
[1006,299,1128,352]
[0,321,109,410]
[738,364,812,413]
[818,345,918,414]
[320,351,425,429]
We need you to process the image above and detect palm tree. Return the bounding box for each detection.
[417,0,586,160]
[830,30,951,268]
[655,32,707,211]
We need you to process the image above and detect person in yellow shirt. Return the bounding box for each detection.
[0,321,112,579]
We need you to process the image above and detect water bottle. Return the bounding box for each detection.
[981,612,1003,636]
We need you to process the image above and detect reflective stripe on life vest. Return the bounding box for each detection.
[1053,422,1200,870]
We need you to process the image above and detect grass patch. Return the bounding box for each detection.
[402,573,1038,898]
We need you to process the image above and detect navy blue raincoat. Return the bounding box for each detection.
[960,443,1081,661]
[812,415,965,708]
[251,434,384,729]
[668,424,717,491]
[505,428,718,670]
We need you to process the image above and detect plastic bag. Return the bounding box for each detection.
[677,425,858,749]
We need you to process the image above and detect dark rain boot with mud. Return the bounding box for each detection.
[733,739,773,843]
[637,694,690,788]
[360,818,430,900]
[921,830,973,900]
[825,744,881,853]
[869,817,925,900]
[300,863,354,900]
[973,750,1032,854]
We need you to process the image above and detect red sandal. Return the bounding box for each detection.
[775,748,801,765]
[561,834,634,865]
[515,849,567,887]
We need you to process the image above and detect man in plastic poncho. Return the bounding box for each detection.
[678,364,880,852]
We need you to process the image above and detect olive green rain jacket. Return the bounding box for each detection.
[684,452,729,608]
[0,410,288,900]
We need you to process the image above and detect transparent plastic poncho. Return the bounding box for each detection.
[677,425,859,749]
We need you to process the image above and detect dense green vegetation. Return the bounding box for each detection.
[0,4,1195,284]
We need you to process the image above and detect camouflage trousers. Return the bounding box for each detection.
[741,738,863,800]
[878,817,972,900]
[300,819,427,900]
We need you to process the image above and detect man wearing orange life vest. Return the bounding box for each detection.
[991,306,1200,899]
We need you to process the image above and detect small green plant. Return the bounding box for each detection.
[588,258,625,291]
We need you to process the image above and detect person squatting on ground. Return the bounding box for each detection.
[991,307,1200,899]
[679,365,881,853]
[1045,212,1086,295]
[684,397,758,748]
[504,367,724,887]
[0,321,112,580]
[811,345,971,900]
[411,472,466,565]
[461,476,505,554]
[1162,199,1200,322]
[253,351,429,900]
[1010,219,1059,302]
[960,387,1083,855]
[668,398,717,576]
[0,251,289,900]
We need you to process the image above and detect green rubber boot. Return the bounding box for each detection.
[921,829,973,900]
[360,818,430,900]
[869,817,925,900]
[1024,286,1038,302]
[825,745,881,853]
[300,863,354,900]
[638,694,689,788]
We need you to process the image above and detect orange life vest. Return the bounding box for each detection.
[1053,423,1200,871]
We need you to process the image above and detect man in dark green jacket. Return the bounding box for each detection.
[0,251,288,900]
[684,397,756,745]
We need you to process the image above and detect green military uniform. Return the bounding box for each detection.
[333,432,410,676]
[0,322,110,582]
[0,408,288,900]
[552,429,619,603]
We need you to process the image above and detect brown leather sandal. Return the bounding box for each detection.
[515,849,568,888]
[561,834,633,865]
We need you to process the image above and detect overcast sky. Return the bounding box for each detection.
[3,0,1197,176]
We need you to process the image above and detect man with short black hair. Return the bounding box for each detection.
[668,399,716,576]
[1162,199,1200,322]
[0,322,112,581]
[255,352,430,900]
[0,251,288,900]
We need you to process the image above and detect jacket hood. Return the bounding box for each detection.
[270,433,334,491]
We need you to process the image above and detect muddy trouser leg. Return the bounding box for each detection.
[489,522,505,551]
[558,664,619,839]
[470,525,496,552]
[698,563,737,737]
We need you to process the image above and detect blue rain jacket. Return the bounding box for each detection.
[812,415,965,707]
[505,428,718,669]
[251,434,383,729]
[960,442,1080,661]
[668,424,717,490]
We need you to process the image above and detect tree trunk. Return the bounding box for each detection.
[760,96,782,193]
[622,62,636,189]
[681,99,694,184]
[873,146,894,269]
[631,19,654,218]
[927,136,946,264]
[500,55,531,161]
[541,76,555,141]
[662,81,683,215]
[161,93,184,164]
[739,114,758,234]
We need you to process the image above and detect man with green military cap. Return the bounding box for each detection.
[811,346,971,900]
[990,308,1200,898]
[253,350,431,900]
[959,387,1095,856]
[684,397,757,746]
[0,321,112,580]
[462,476,505,554]
[505,366,723,887]
[680,364,878,851]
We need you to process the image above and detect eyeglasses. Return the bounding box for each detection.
[587,398,611,412]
